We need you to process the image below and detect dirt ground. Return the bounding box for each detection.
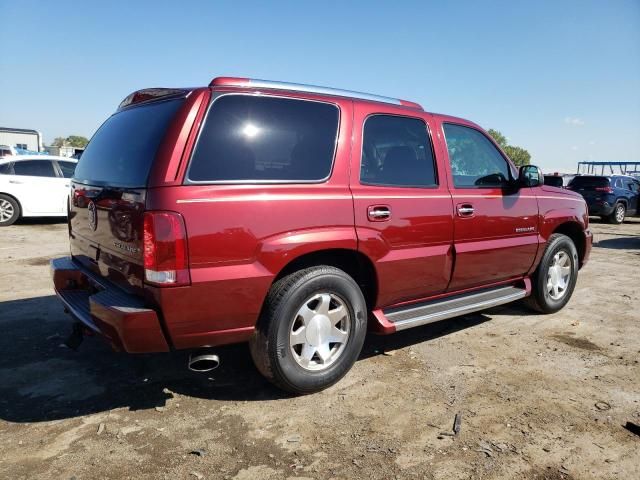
[0,217,638,480]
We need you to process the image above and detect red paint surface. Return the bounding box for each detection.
[55,79,591,353]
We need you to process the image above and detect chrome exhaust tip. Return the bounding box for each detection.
[188,352,220,373]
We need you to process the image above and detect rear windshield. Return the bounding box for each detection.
[187,95,339,183]
[568,176,610,188]
[73,99,183,188]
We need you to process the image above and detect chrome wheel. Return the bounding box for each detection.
[0,199,15,223]
[547,250,572,300]
[615,204,625,223]
[289,293,351,371]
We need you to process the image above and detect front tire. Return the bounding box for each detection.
[524,233,579,314]
[250,266,367,394]
[608,203,625,224]
[0,194,20,226]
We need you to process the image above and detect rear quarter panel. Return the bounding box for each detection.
[146,92,355,349]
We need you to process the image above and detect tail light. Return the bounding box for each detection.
[595,187,614,193]
[143,211,190,286]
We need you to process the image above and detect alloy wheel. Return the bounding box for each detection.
[0,199,14,223]
[289,292,351,371]
[547,250,572,300]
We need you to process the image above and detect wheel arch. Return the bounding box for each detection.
[552,221,586,266]
[273,248,378,310]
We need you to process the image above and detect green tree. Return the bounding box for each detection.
[503,145,531,167]
[487,129,507,148]
[65,135,89,148]
[51,137,67,147]
[487,129,530,166]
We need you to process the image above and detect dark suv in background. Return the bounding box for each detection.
[568,175,640,224]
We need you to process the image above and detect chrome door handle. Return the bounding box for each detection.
[457,204,475,217]
[9,180,23,184]
[367,205,391,221]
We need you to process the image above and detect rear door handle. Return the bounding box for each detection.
[457,203,475,217]
[367,205,391,222]
[9,180,23,184]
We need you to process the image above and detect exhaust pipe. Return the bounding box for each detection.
[188,351,220,373]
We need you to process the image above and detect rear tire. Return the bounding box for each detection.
[0,194,20,226]
[524,233,579,314]
[608,203,625,224]
[250,266,367,394]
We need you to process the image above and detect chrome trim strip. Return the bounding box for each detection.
[245,78,404,106]
[390,288,527,331]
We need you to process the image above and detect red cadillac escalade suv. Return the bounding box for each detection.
[51,77,592,394]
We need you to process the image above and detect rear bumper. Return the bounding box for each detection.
[51,257,170,353]
[586,201,615,216]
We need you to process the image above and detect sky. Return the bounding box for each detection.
[0,0,638,173]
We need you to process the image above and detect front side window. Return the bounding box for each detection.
[188,95,339,182]
[360,115,437,187]
[443,124,511,188]
[58,161,76,178]
[13,160,57,177]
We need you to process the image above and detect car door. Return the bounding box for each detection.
[440,122,539,291]
[623,178,640,215]
[11,160,62,214]
[350,105,454,307]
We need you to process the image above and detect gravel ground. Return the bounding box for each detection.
[0,217,638,480]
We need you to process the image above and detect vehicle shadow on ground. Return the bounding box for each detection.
[0,294,493,423]
[15,217,67,225]
[596,236,640,250]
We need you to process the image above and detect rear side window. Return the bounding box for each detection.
[57,161,76,178]
[568,176,610,189]
[187,95,339,182]
[73,99,183,188]
[361,115,437,187]
[0,163,13,174]
[13,160,57,177]
[443,124,512,188]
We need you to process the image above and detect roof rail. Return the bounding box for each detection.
[210,77,423,110]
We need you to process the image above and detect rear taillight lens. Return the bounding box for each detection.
[595,187,614,193]
[143,211,190,286]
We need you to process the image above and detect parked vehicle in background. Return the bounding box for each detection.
[51,77,592,394]
[0,155,77,226]
[0,145,17,157]
[544,175,564,187]
[567,175,640,224]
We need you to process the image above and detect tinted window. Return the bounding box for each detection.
[0,163,12,174]
[188,95,339,182]
[13,160,57,177]
[443,124,511,187]
[361,115,436,187]
[544,175,564,187]
[568,176,610,189]
[58,161,76,178]
[73,99,183,188]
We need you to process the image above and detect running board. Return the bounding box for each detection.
[384,285,527,331]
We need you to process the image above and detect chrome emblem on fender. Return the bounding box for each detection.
[87,201,98,231]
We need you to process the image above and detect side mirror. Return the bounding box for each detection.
[518,165,543,188]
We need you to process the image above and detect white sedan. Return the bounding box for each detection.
[0,155,77,226]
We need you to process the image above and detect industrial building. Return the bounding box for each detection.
[0,127,43,152]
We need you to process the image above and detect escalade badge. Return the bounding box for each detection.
[87,201,98,231]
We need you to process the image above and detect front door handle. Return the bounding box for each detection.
[457,203,475,217]
[9,180,24,184]
[367,205,391,222]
